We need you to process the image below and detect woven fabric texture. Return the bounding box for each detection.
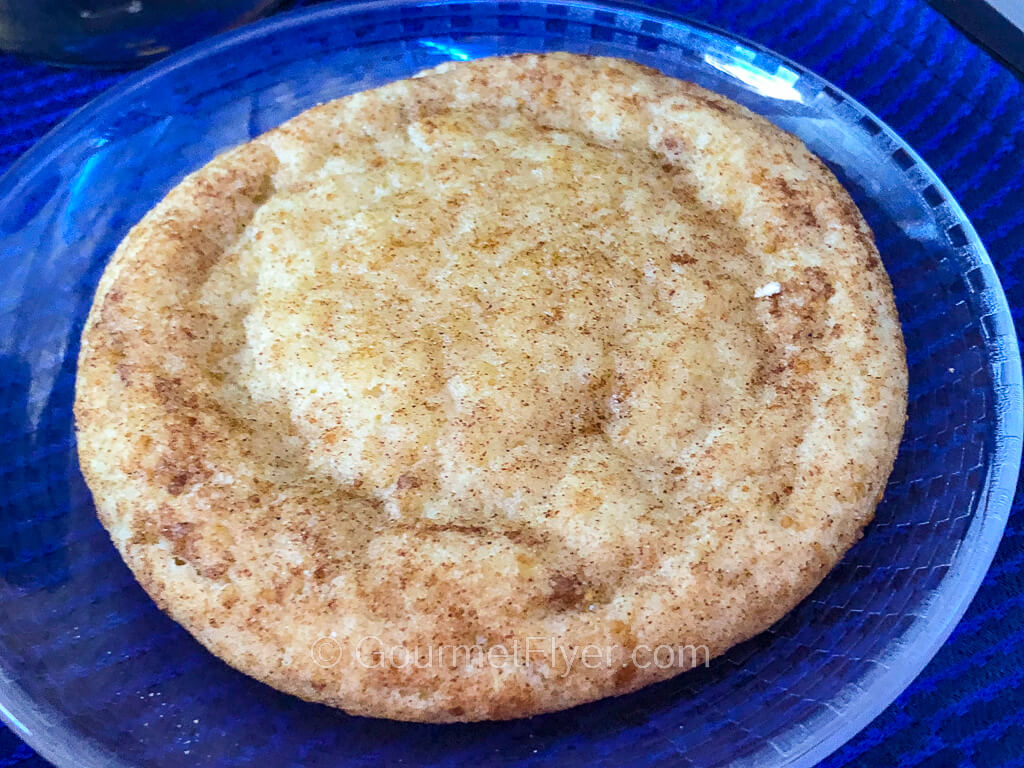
[0,0,1021,766]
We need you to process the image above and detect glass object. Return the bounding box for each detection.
[0,0,285,67]
[0,1,1019,766]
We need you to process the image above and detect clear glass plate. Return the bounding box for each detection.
[0,1,1020,766]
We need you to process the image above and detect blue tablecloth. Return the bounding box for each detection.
[1,0,1022,765]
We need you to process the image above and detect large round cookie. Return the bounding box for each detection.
[75,53,907,722]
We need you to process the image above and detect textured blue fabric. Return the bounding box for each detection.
[0,0,1021,766]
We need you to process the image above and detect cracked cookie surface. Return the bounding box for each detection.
[75,53,907,722]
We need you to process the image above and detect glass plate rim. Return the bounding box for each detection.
[0,2,1020,766]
